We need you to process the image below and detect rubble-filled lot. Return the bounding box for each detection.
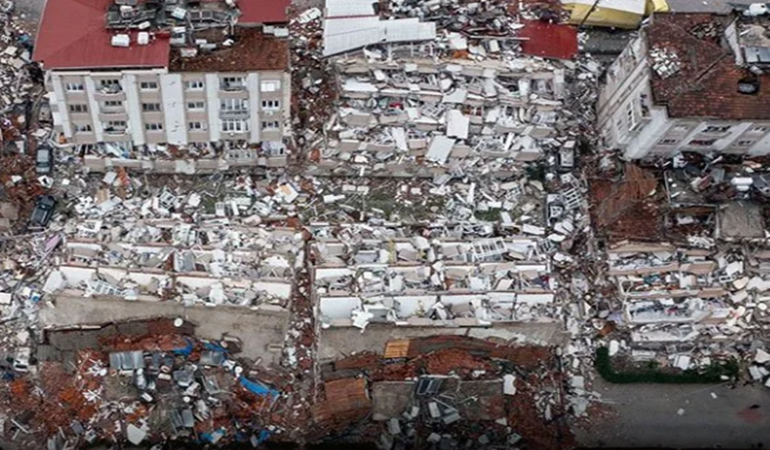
[8,0,770,446]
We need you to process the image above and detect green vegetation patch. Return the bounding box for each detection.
[595,347,739,384]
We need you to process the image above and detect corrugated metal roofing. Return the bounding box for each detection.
[323,16,436,56]
[325,0,378,18]
[33,0,170,70]
[239,0,290,23]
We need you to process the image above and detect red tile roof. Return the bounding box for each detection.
[238,0,290,24]
[647,13,770,120]
[518,20,578,60]
[33,0,170,70]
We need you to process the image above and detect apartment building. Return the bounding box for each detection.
[33,0,291,167]
[597,11,770,160]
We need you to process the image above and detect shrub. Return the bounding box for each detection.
[595,347,739,384]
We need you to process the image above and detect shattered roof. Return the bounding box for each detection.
[33,0,170,70]
[646,13,770,120]
[169,28,289,72]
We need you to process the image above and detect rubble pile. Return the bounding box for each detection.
[0,324,290,448]
[314,336,573,449]
[311,223,560,329]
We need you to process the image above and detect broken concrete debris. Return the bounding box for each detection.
[8,0,770,446]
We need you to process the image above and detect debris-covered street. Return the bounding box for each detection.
[1,0,770,448]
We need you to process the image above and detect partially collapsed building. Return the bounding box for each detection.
[598,9,770,159]
[33,0,291,170]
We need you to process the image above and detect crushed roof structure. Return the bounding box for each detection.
[646,13,770,119]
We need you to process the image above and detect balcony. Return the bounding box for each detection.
[103,125,128,136]
[219,109,249,120]
[220,82,246,92]
[94,90,126,101]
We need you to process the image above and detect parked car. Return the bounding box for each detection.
[38,101,52,125]
[30,195,57,228]
[13,347,31,372]
[35,145,53,174]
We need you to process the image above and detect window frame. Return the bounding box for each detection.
[141,102,162,112]
[139,81,159,91]
[144,122,164,132]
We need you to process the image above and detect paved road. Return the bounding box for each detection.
[574,374,770,448]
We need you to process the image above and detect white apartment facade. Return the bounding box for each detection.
[597,12,770,160]
[47,69,290,151]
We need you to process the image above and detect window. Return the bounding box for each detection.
[103,100,122,108]
[187,101,205,110]
[74,123,92,133]
[689,139,716,146]
[65,82,84,92]
[625,101,638,131]
[104,120,127,133]
[69,104,87,113]
[262,100,280,110]
[658,138,678,146]
[673,125,690,132]
[261,121,280,130]
[750,126,769,133]
[702,125,731,133]
[220,98,248,111]
[142,103,161,112]
[99,79,121,92]
[185,80,205,90]
[188,122,204,131]
[145,123,163,131]
[140,81,158,90]
[736,140,754,147]
[221,77,245,90]
[260,80,280,92]
[221,119,248,132]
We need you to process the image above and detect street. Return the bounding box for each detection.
[575,375,770,448]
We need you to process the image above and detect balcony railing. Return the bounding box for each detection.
[219,109,249,120]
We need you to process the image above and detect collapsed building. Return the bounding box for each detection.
[312,224,556,329]
[33,0,291,171]
[312,0,586,175]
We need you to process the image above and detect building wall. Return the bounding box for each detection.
[597,31,770,159]
[46,68,291,148]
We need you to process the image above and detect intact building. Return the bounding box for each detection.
[598,11,770,160]
[33,0,291,167]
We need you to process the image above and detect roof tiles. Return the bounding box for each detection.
[33,0,170,70]
[647,13,770,120]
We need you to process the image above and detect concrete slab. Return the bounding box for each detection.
[372,381,415,421]
[318,322,566,362]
